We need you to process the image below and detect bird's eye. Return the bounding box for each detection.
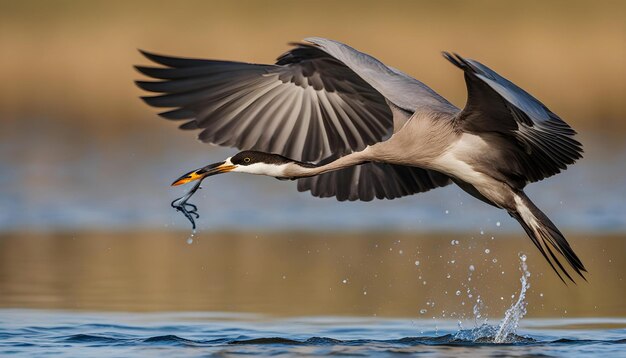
[243,157,251,163]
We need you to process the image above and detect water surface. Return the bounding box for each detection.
[1,122,624,233]
[1,310,624,357]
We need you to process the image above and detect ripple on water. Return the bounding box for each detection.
[0,312,623,357]
[2,252,622,356]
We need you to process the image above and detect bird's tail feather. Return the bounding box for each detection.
[510,192,587,283]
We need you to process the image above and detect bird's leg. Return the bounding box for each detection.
[171,179,204,229]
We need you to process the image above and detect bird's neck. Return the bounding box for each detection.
[284,150,372,178]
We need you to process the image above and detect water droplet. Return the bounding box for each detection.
[414,260,420,266]
[456,290,461,296]
[446,274,451,279]
[484,249,490,254]
[469,265,475,272]
[399,250,403,255]
[496,221,501,227]
[480,230,484,235]
[420,309,427,314]
[187,230,196,244]
[342,279,348,284]
[423,281,427,285]
[363,291,367,295]
[445,210,449,214]
[492,258,498,263]
[540,293,544,297]
[450,260,456,264]
[520,254,527,262]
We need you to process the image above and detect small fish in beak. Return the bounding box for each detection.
[170,161,237,229]
[171,179,203,230]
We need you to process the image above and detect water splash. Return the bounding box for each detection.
[472,295,484,325]
[494,253,530,343]
[453,253,531,343]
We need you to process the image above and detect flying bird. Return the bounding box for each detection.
[135,37,585,282]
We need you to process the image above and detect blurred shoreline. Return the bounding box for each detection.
[1,0,625,133]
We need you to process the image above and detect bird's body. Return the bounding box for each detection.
[136,37,585,282]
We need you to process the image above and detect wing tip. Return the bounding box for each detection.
[134,80,159,92]
[138,95,157,106]
[442,52,480,74]
[137,49,169,66]
[442,51,463,68]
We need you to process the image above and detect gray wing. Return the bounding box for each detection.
[136,44,392,162]
[297,158,451,202]
[135,39,451,200]
[306,37,458,119]
[443,52,583,185]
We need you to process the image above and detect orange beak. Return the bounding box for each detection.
[171,161,237,186]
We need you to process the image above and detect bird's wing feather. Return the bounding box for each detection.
[297,156,451,202]
[305,37,458,120]
[136,44,393,162]
[443,52,582,185]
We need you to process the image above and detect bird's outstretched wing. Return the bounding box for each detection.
[297,158,451,201]
[136,39,453,201]
[443,52,583,185]
[305,37,457,117]
[136,43,396,162]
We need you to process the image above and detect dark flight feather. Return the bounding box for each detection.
[442,52,583,186]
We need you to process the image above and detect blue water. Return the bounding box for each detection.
[0,310,624,357]
[1,121,625,233]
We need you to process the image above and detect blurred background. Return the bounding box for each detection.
[0,0,624,320]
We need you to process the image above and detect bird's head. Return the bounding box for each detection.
[171,150,305,186]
